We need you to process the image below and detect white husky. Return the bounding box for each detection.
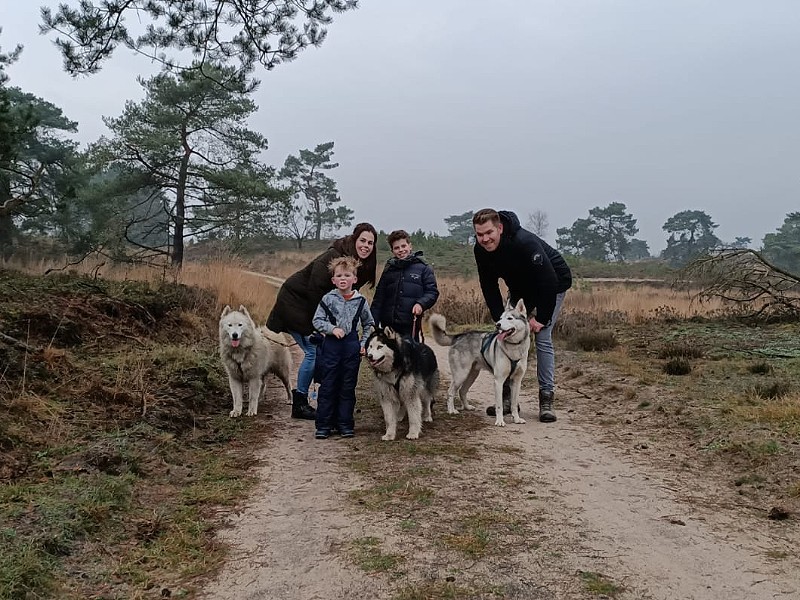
[429,299,530,426]
[218,305,293,417]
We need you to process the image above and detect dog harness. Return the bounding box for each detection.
[480,331,519,374]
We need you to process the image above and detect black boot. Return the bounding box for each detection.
[538,390,557,423]
[486,379,518,416]
[291,389,316,420]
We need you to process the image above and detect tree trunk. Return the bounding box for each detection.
[0,212,15,260]
[172,141,191,268]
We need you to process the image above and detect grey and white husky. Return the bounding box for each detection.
[428,299,530,426]
[218,305,293,417]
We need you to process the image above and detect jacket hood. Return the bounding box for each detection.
[498,210,522,238]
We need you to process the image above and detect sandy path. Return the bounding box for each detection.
[199,405,393,600]
[509,402,799,599]
[200,336,799,600]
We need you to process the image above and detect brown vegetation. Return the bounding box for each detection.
[2,250,799,599]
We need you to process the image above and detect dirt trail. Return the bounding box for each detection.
[509,402,799,599]
[199,413,392,600]
[201,338,800,600]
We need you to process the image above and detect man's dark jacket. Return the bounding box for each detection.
[371,251,439,333]
[474,211,571,325]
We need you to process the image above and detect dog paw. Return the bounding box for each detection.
[229,410,242,418]
[447,408,460,415]
[381,433,396,441]
[494,418,506,427]
[513,416,526,424]
[246,408,257,416]
[423,415,433,423]
[464,403,476,411]
[405,432,420,440]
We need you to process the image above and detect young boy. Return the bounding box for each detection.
[370,230,439,342]
[311,256,375,439]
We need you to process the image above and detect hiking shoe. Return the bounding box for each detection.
[339,429,355,438]
[538,390,557,423]
[315,429,330,439]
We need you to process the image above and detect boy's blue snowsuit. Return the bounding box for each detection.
[311,290,374,433]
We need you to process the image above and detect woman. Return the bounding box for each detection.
[266,222,378,419]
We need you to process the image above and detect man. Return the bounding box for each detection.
[472,208,572,422]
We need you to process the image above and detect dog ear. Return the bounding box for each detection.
[515,298,526,315]
[384,326,400,341]
[221,305,232,316]
[239,305,250,317]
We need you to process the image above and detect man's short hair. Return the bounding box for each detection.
[472,209,500,227]
[328,256,361,275]
[386,229,410,248]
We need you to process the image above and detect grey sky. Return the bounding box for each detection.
[2,1,799,253]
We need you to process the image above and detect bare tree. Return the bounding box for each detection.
[525,209,549,238]
[679,249,800,321]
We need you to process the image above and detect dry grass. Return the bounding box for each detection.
[433,276,727,327]
[734,394,800,436]
[4,252,730,329]
[565,281,727,322]
[3,255,279,324]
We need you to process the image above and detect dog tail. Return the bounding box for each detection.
[428,313,454,346]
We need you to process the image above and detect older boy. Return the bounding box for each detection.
[370,230,439,342]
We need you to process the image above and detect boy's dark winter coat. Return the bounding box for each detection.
[474,211,572,326]
[371,251,439,332]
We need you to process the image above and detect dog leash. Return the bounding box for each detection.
[412,315,425,344]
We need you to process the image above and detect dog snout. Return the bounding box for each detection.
[231,332,239,340]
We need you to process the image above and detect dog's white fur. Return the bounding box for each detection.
[429,299,530,426]
[365,327,438,441]
[218,305,292,417]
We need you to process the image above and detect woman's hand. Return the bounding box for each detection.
[412,303,423,316]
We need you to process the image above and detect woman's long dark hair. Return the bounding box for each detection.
[331,222,378,288]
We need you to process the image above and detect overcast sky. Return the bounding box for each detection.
[2,1,799,253]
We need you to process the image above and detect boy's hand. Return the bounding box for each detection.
[412,303,423,316]
[360,346,366,356]
[332,327,345,339]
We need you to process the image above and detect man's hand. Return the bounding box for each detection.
[332,327,345,339]
[528,317,544,333]
[412,303,423,316]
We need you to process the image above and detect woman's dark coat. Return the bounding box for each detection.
[266,235,377,336]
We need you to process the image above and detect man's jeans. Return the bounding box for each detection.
[503,291,566,401]
[535,291,566,393]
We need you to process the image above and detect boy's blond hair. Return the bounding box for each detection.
[328,255,361,275]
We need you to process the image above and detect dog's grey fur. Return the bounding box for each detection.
[219,305,292,417]
[429,299,530,426]
[365,327,439,440]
